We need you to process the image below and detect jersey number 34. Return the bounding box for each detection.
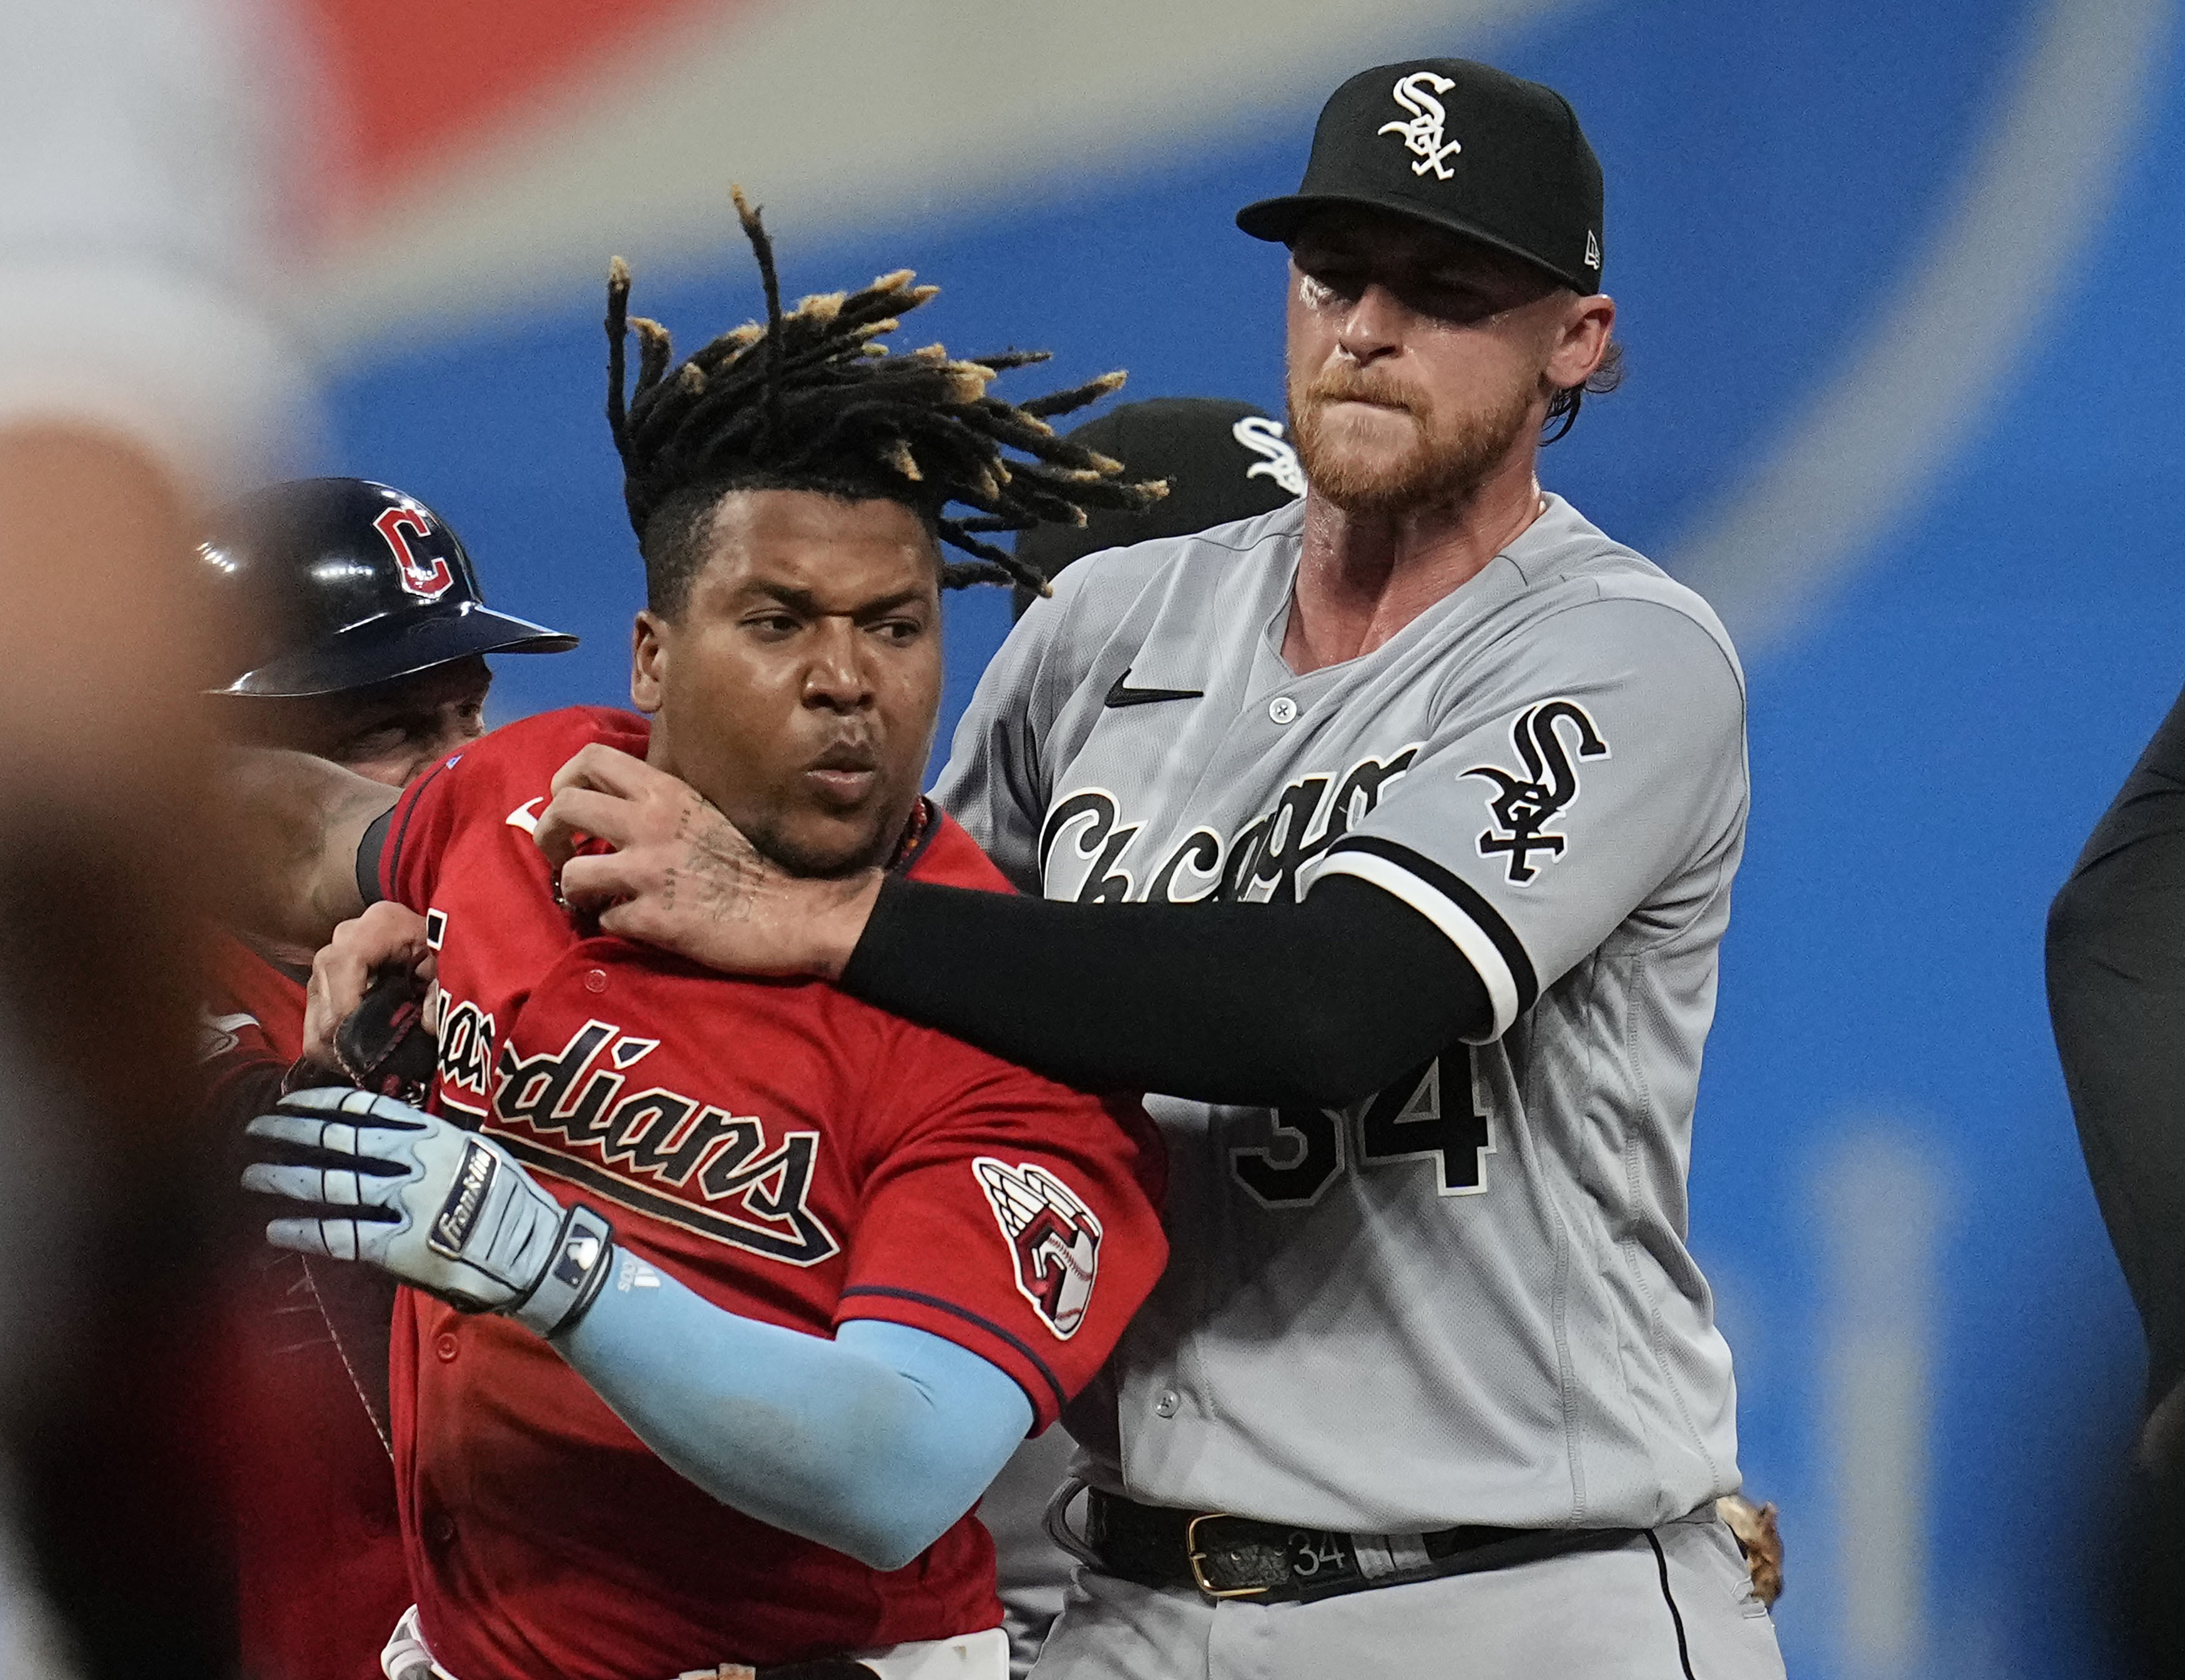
[1231,1049,1493,1208]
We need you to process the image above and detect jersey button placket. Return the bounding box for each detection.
[434,1331,459,1362]
[1154,1388,1181,1418]
[1267,695,1299,725]
[582,968,608,994]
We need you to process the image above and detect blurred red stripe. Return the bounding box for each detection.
[300,0,764,195]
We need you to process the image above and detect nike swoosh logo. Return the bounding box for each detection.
[1105,670,1204,709]
[506,797,545,835]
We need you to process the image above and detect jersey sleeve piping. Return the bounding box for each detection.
[837,1282,1069,1419]
[1313,835,1540,1042]
[379,755,454,906]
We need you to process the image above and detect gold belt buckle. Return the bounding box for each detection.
[1186,1511,1272,1601]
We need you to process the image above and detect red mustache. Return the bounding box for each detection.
[1297,366,1429,418]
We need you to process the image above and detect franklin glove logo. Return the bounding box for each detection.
[975,1157,1103,1339]
[430,1139,499,1257]
[1378,71,1463,180]
[1465,699,1609,883]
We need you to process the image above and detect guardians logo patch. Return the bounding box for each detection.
[974,1157,1103,1339]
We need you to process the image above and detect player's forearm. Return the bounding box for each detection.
[557,1268,1032,1570]
[838,873,1491,1106]
[219,748,395,949]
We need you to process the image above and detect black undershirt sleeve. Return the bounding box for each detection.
[2048,678,2185,1400]
[356,805,394,908]
[838,873,1491,1108]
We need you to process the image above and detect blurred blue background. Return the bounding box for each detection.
[313,0,2184,1671]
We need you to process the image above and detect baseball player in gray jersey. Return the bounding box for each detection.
[518,54,1783,1680]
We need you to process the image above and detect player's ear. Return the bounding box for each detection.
[1544,290,1615,391]
[630,611,668,715]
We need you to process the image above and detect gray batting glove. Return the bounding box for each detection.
[242,1086,614,1339]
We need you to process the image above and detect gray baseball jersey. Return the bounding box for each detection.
[935,492,1748,1535]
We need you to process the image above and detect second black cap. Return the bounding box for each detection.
[1011,398,1305,617]
[1238,58,1604,294]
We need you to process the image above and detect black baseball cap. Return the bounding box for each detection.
[1237,58,1604,294]
[1011,398,1305,617]
[201,478,578,698]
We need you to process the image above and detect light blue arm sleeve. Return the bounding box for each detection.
[554,1254,1035,1571]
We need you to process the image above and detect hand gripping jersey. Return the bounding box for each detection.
[937,494,1749,1535]
[198,931,412,1680]
[374,707,1166,1680]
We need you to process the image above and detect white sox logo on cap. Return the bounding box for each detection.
[1230,416,1305,497]
[975,1157,1102,1339]
[1378,70,1463,180]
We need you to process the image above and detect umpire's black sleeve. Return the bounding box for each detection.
[2049,678,2185,1401]
[840,875,1491,1108]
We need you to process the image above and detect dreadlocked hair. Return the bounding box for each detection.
[606,187,1166,613]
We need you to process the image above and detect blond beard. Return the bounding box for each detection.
[1288,360,1538,515]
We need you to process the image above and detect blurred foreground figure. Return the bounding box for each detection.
[0,0,314,1673]
[2048,682,2185,1673]
[198,479,574,1680]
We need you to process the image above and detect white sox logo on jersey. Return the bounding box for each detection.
[1378,71,1463,180]
[974,1157,1102,1339]
[462,1016,838,1267]
[1042,747,1421,905]
[1230,416,1305,497]
[1465,700,1609,883]
[373,501,456,601]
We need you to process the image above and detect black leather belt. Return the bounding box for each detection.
[1085,1488,1642,1606]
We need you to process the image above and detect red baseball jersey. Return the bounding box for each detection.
[374,707,1166,1680]
[201,929,413,1680]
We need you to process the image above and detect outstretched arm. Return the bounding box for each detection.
[221,748,396,951]
[242,1088,1031,1568]
[561,1270,1031,1569]
[533,744,1487,1108]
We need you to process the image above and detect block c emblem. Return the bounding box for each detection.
[374,501,456,601]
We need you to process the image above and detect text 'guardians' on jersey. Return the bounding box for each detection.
[375,706,1167,1680]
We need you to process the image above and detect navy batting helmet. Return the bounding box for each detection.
[200,478,577,698]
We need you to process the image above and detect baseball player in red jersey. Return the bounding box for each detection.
[227,199,1170,1680]
[197,477,576,1680]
